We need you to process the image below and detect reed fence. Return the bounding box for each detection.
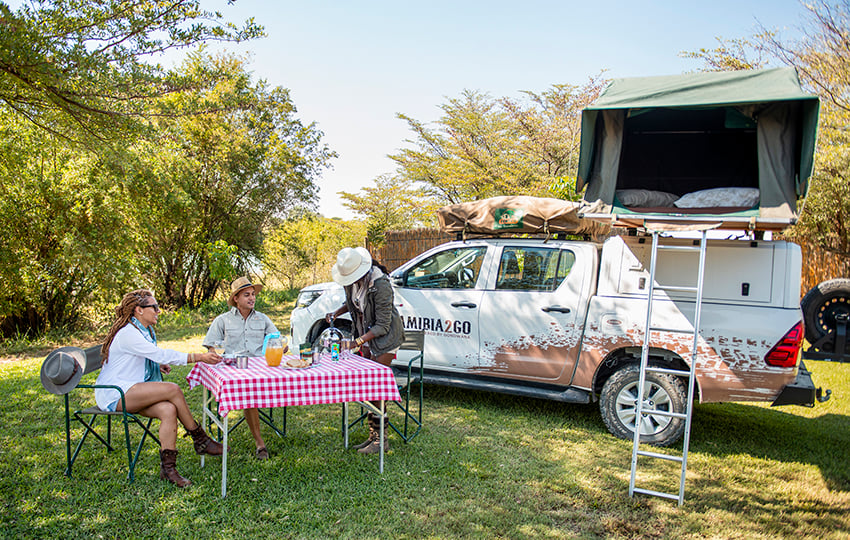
[367,229,456,271]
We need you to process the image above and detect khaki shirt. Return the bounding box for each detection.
[203,307,278,356]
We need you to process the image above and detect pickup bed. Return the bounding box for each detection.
[290,234,820,446]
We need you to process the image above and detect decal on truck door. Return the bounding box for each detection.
[404,316,472,339]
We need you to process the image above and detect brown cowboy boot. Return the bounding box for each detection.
[160,449,191,487]
[358,415,389,454]
[186,424,224,455]
[352,413,377,450]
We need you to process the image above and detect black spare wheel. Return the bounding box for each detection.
[800,278,850,350]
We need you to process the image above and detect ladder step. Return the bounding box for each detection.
[649,326,694,335]
[636,450,684,462]
[632,487,680,501]
[655,285,699,293]
[658,245,702,252]
[645,366,692,377]
[640,409,687,419]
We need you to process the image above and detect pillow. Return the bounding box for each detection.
[674,187,760,208]
[616,189,680,207]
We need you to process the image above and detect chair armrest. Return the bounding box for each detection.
[76,383,129,412]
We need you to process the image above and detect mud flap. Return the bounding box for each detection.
[771,361,831,407]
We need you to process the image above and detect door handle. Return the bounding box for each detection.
[451,301,477,308]
[542,305,571,313]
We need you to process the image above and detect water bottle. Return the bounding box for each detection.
[329,327,342,361]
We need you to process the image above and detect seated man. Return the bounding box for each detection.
[203,277,283,460]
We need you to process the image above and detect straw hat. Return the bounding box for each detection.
[228,277,263,307]
[332,247,372,286]
[40,347,88,395]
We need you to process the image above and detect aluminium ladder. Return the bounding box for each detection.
[628,227,710,506]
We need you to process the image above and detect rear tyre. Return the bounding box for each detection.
[800,278,850,349]
[600,364,687,447]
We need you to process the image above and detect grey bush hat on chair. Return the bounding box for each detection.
[40,347,87,395]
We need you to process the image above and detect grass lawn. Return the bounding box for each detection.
[1,297,849,539]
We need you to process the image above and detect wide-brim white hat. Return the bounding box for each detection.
[332,247,372,286]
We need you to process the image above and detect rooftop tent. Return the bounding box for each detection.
[576,68,819,230]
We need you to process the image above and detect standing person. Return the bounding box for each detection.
[203,276,284,460]
[326,247,404,454]
[96,289,224,488]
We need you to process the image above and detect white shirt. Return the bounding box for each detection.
[202,307,278,356]
[94,324,188,410]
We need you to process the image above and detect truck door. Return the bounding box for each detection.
[477,245,582,382]
[394,245,488,371]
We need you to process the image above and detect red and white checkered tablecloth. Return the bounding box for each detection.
[186,352,402,416]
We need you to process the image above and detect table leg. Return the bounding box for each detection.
[221,413,228,498]
[201,387,207,469]
[379,400,385,474]
[343,402,349,448]
[199,386,229,497]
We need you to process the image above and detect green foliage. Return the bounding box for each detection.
[339,174,437,246]
[0,13,333,337]
[679,36,770,71]
[0,115,140,336]
[390,76,607,205]
[204,239,238,281]
[93,51,334,309]
[0,0,263,144]
[263,214,367,289]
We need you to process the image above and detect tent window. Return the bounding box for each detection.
[616,108,759,196]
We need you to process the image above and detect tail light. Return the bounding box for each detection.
[764,322,804,367]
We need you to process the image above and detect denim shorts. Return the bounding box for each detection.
[103,398,120,412]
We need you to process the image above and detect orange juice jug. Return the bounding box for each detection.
[262,333,286,367]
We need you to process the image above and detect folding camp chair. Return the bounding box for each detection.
[346,330,425,443]
[66,384,160,483]
[389,330,425,442]
[42,345,160,484]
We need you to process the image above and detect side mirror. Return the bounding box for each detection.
[390,271,405,287]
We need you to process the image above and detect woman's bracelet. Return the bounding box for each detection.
[189,353,195,363]
[355,337,364,346]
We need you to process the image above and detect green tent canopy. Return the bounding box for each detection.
[577,68,819,230]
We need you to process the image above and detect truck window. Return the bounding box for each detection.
[405,247,486,289]
[496,247,575,291]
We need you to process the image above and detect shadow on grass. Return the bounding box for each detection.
[691,401,850,491]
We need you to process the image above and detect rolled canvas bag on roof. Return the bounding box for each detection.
[437,196,609,237]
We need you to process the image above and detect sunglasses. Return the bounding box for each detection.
[139,303,160,312]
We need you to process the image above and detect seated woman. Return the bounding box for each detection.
[95,289,223,488]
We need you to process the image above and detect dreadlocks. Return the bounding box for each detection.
[101,289,154,359]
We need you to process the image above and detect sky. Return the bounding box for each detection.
[192,0,811,219]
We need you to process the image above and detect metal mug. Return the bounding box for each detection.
[235,355,249,369]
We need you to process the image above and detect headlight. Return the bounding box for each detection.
[295,290,324,308]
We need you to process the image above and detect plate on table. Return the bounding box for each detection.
[280,358,320,369]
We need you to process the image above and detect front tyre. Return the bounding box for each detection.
[600,364,687,447]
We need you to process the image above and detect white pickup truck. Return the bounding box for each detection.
[290,233,821,446]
